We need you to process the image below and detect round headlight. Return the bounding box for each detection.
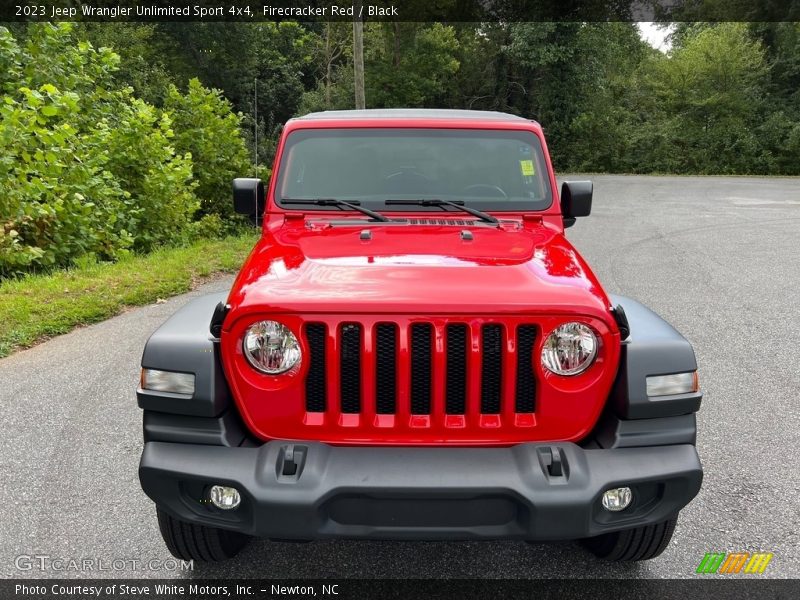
[243,320,301,374]
[541,322,597,376]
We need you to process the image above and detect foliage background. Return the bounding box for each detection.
[1,21,798,276]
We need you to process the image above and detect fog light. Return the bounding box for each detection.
[209,485,241,510]
[602,487,632,512]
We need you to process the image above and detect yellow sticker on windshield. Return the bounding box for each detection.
[520,159,535,176]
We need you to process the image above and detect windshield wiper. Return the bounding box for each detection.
[384,199,499,224]
[281,198,392,222]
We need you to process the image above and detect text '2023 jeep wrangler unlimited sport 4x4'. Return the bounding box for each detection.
[137,109,702,563]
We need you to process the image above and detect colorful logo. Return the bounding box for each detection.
[696,552,773,574]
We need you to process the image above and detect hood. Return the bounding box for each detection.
[225,219,613,322]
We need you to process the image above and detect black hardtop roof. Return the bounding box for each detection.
[293,108,535,123]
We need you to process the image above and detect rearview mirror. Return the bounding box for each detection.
[560,181,592,228]
[233,178,265,225]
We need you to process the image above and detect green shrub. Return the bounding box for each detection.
[102,99,197,251]
[164,78,251,219]
[184,213,225,242]
[0,24,198,276]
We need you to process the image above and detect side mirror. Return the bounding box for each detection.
[233,178,265,225]
[560,181,592,228]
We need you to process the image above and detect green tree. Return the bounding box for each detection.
[445,23,508,111]
[75,23,178,105]
[364,22,460,108]
[749,22,800,174]
[638,23,770,173]
[503,23,584,166]
[301,22,461,112]
[156,22,314,167]
[559,23,650,172]
[299,22,352,112]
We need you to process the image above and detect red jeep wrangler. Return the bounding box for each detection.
[138,109,702,563]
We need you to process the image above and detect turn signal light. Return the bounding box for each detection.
[646,371,699,397]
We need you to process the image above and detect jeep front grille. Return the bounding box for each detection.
[303,318,538,427]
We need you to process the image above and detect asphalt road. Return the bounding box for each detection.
[1,175,798,580]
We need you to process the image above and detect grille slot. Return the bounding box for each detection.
[340,323,361,413]
[375,324,397,414]
[410,323,433,414]
[407,218,475,226]
[304,323,327,412]
[445,324,468,414]
[481,324,503,414]
[515,326,537,413]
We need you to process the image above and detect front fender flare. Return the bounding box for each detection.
[608,295,702,419]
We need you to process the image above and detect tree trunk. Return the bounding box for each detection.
[325,23,332,108]
[353,2,366,109]
[393,22,401,68]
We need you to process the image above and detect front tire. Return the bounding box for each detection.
[156,507,250,562]
[581,516,678,561]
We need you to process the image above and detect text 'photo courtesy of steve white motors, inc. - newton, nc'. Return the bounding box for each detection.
[16,3,398,19]
[15,583,337,597]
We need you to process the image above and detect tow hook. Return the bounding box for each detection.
[538,446,567,479]
[278,444,307,480]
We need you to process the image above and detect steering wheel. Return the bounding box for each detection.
[385,168,432,182]
[385,168,432,194]
[462,184,508,198]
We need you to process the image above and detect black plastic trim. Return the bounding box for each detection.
[233,178,265,225]
[560,181,592,218]
[139,293,232,418]
[610,303,630,340]
[143,409,250,447]
[209,302,229,338]
[608,294,702,419]
[140,441,702,541]
[588,413,697,449]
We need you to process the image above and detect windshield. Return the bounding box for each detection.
[275,128,552,212]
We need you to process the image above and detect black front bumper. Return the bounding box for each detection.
[139,441,702,541]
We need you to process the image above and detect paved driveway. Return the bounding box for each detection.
[1,175,798,578]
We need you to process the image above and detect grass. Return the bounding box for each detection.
[0,233,258,358]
